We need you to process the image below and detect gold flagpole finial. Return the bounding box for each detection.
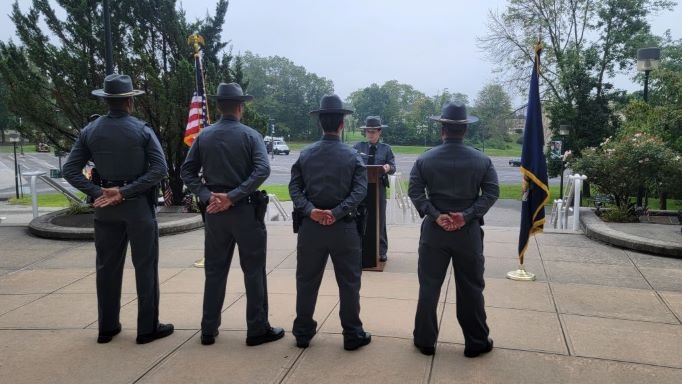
[187,33,205,55]
[533,38,544,74]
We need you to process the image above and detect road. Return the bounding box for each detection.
[264,150,559,186]
[0,151,74,199]
[0,149,559,199]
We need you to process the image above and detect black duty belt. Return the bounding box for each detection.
[207,186,253,206]
[99,179,135,187]
[207,186,234,193]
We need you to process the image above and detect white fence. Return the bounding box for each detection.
[550,173,588,231]
[387,172,419,224]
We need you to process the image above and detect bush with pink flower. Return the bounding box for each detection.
[572,132,681,221]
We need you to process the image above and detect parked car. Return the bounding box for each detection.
[272,140,290,155]
[35,142,50,152]
[508,158,522,167]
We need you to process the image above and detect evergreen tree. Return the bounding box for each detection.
[0,0,259,204]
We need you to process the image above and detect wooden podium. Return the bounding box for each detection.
[362,165,385,271]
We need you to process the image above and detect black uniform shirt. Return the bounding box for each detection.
[181,115,270,204]
[408,138,499,223]
[62,110,167,199]
[289,134,367,219]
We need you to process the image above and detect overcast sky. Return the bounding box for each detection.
[1,0,681,106]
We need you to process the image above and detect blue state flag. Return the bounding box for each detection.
[518,44,550,264]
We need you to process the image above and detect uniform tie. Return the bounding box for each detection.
[368,145,376,165]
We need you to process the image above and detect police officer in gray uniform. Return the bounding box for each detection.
[63,74,174,344]
[408,101,499,357]
[289,94,371,351]
[181,82,284,346]
[353,116,396,262]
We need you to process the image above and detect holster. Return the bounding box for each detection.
[249,190,269,223]
[292,209,303,233]
[380,174,390,188]
[91,167,101,186]
[148,186,158,208]
[196,196,207,222]
[355,205,368,236]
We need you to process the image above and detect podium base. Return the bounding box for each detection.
[363,261,385,272]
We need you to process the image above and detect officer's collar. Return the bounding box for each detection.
[321,133,341,141]
[443,138,464,144]
[220,114,239,122]
[107,109,129,118]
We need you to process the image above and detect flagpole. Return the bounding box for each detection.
[187,33,207,269]
[508,40,548,282]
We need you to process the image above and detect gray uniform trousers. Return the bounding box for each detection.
[202,204,270,337]
[94,197,160,335]
[293,217,364,340]
[413,218,489,351]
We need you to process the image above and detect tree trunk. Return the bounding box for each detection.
[659,191,667,210]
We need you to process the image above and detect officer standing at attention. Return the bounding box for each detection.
[289,94,371,350]
[353,116,396,262]
[181,82,284,346]
[408,101,499,357]
[63,74,173,344]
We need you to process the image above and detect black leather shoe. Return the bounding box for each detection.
[246,327,285,346]
[296,338,310,348]
[464,338,493,358]
[97,325,121,344]
[136,323,174,344]
[201,330,219,346]
[379,254,387,262]
[414,341,435,356]
[344,332,371,351]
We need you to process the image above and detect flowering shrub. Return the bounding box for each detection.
[572,132,681,220]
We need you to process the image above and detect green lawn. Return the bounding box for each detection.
[9,192,85,207]
[287,141,521,156]
[10,188,679,211]
[267,182,587,205]
[0,144,37,154]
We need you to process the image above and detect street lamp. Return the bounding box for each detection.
[558,124,570,200]
[269,118,275,160]
[637,47,661,103]
[8,131,21,199]
[635,47,660,207]
[103,0,113,75]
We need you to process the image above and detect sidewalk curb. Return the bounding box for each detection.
[28,209,204,240]
[580,208,682,257]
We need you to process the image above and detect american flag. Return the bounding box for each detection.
[162,178,173,207]
[183,50,209,147]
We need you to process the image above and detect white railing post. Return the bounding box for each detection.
[24,171,46,218]
[388,174,397,223]
[557,199,564,229]
[570,174,588,231]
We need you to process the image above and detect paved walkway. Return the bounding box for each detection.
[1,203,681,383]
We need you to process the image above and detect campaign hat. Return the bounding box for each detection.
[429,101,478,124]
[309,94,353,115]
[210,82,254,101]
[91,74,145,98]
[360,116,388,129]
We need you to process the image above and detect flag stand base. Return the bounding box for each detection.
[193,258,205,268]
[506,266,536,281]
